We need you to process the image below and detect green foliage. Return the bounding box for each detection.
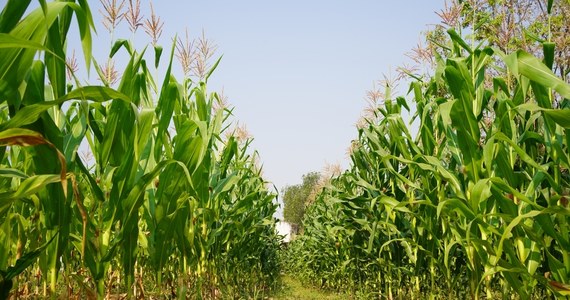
[0,0,280,298]
[287,4,570,299]
[283,171,320,226]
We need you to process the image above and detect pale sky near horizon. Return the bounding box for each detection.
[6,1,445,209]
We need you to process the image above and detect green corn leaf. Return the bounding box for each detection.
[0,0,32,33]
[3,232,58,280]
[0,86,130,130]
[110,39,132,57]
[0,128,67,195]
[543,42,555,70]
[155,40,177,139]
[516,103,570,128]
[497,207,570,266]
[469,179,491,213]
[447,29,472,54]
[154,44,163,68]
[205,55,222,83]
[0,168,29,179]
[545,250,567,285]
[547,0,553,14]
[437,198,475,220]
[516,50,570,99]
[0,174,61,209]
[0,33,54,53]
[22,60,46,107]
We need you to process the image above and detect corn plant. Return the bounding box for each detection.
[0,0,281,298]
[287,5,570,299]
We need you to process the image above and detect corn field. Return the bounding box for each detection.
[0,0,280,298]
[285,1,570,299]
[3,0,570,299]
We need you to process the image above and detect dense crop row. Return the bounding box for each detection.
[286,6,570,300]
[0,1,280,298]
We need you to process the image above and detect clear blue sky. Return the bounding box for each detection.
[11,0,445,195]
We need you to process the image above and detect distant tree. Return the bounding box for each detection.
[282,172,321,226]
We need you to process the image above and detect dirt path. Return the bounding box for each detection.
[272,275,347,300]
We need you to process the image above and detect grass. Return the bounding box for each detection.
[272,275,348,300]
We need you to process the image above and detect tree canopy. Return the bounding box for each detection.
[282,172,321,226]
